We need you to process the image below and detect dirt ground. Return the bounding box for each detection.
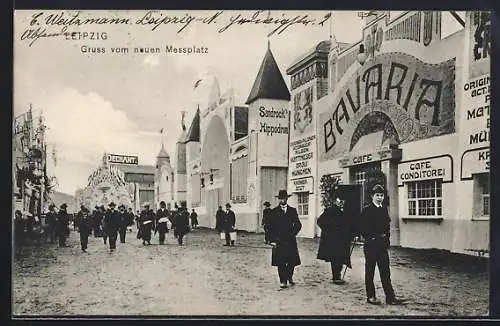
[12,227,489,316]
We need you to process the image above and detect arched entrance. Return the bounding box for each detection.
[201,115,230,228]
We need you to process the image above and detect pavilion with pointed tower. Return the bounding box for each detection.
[154,140,174,209]
[181,40,290,231]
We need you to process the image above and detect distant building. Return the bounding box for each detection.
[154,143,175,209]
[76,153,155,211]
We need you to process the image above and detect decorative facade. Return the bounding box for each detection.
[286,11,490,256]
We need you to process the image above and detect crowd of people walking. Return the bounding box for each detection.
[14,184,406,306]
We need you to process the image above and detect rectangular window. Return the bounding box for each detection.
[297,192,309,216]
[407,179,443,217]
[230,156,248,203]
[474,173,490,218]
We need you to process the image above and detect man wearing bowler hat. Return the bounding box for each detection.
[269,190,302,289]
[357,184,405,305]
[222,203,236,247]
[104,202,120,252]
[56,203,70,247]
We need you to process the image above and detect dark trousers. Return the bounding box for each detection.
[159,231,166,244]
[108,231,118,250]
[58,234,66,247]
[277,263,295,284]
[119,227,127,243]
[364,243,395,300]
[49,227,57,244]
[177,233,185,245]
[264,226,270,243]
[331,262,343,280]
[80,232,89,250]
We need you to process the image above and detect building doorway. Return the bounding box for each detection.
[349,162,384,209]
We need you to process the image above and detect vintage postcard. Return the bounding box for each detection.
[12,10,490,316]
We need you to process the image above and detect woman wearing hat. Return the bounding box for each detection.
[269,190,302,289]
[316,186,353,285]
[56,203,70,247]
[261,201,272,245]
[357,184,405,305]
[139,202,155,246]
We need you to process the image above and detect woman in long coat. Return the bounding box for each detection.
[317,196,353,284]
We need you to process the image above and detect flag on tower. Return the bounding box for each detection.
[160,128,164,134]
[193,79,203,89]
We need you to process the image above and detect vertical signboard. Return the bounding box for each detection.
[460,12,490,179]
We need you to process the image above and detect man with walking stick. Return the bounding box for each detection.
[316,189,353,285]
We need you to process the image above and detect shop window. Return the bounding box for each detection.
[297,192,309,216]
[474,173,490,219]
[407,179,442,217]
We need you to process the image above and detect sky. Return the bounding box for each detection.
[13,10,464,195]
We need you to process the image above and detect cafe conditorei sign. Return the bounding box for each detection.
[318,53,456,161]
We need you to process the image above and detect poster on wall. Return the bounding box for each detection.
[292,86,314,136]
[317,52,456,161]
[468,11,490,79]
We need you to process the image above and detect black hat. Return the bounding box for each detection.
[276,190,292,199]
[263,201,271,207]
[370,184,385,195]
[60,203,67,209]
[225,203,231,208]
[95,205,99,209]
[160,201,166,206]
[108,202,116,208]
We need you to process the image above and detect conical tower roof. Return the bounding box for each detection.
[245,42,290,105]
[157,143,170,158]
[185,107,201,143]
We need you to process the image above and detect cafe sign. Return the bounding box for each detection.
[398,155,452,186]
[339,145,402,167]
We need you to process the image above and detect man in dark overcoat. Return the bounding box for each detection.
[269,190,302,289]
[317,190,353,284]
[104,202,121,252]
[262,201,272,245]
[139,202,155,245]
[222,203,236,247]
[79,207,93,252]
[190,209,199,229]
[56,203,70,247]
[118,205,129,244]
[215,206,224,234]
[356,184,405,305]
[46,204,58,244]
[156,201,170,245]
[173,202,190,246]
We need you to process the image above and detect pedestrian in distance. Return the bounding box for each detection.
[356,184,405,306]
[317,188,353,285]
[127,207,135,232]
[173,202,190,246]
[269,190,302,290]
[56,203,70,247]
[215,206,224,236]
[104,202,121,252]
[118,205,129,244]
[222,203,236,247]
[101,206,108,245]
[135,210,141,229]
[46,204,58,244]
[262,201,272,245]
[156,201,170,245]
[14,210,25,257]
[190,209,199,229]
[79,207,93,252]
[139,202,155,246]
